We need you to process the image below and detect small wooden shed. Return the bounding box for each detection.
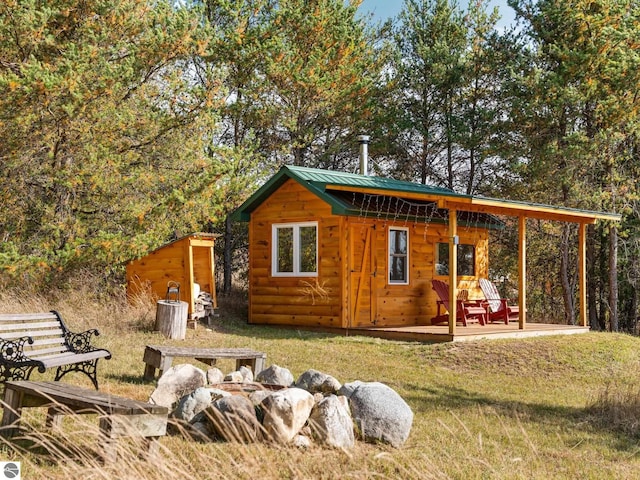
[231,165,619,335]
[126,233,218,319]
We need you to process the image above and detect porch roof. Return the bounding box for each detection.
[232,165,621,224]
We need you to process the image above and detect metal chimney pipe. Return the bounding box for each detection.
[357,135,370,176]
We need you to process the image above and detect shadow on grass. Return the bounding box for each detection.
[205,314,339,342]
[104,373,151,385]
[402,381,640,452]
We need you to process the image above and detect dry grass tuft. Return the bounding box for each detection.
[589,376,640,438]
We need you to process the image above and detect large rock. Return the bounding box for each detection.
[294,369,341,394]
[256,364,294,387]
[206,367,224,385]
[309,394,355,449]
[339,381,413,447]
[261,388,314,443]
[149,364,207,408]
[239,365,254,382]
[173,387,214,423]
[224,371,244,382]
[205,395,262,443]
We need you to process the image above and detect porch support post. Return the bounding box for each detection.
[448,209,458,335]
[578,222,587,327]
[518,215,527,329]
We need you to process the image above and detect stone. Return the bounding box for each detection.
[261,387,315,444]
[187,418,215,442]
[292,434,311,449]
[173,387,214,423]
[206,367,224,385]
[205,395,262,443]
[224,371,244,382]
[149,364,207,408]
[309,394,355,449]
[339,381,413,447]
[294,369,341,394]
[239,365,254,382]
[255,364,294,387]
[249,389,273,406]
[321,376,342,394]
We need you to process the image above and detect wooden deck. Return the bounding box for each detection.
[347,323,590,343]
[277,322,590,343]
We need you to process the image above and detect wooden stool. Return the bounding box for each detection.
[143,345,267,380]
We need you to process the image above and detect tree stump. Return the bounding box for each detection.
[155,300,188,340]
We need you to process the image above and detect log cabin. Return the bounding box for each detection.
[231,164,620,336]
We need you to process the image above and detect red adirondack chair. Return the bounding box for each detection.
[430,279,487,326]
[478,278,519,324]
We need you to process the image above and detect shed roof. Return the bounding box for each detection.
[232,165,621,224]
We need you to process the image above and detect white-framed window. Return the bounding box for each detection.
[272,222,318,277]
[436,242,476,276]
[388,227,409,284]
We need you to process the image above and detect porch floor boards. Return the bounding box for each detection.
[349,322,590,343]
[271,322,591,343]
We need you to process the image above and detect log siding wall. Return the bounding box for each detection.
[248,179,489,328]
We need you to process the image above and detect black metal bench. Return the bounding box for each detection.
[0,311,111,389]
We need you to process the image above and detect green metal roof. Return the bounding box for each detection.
[231,165,621,224]
[231,165,469,222]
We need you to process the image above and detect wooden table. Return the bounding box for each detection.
[142,345,267,380]
[0,381,168,462]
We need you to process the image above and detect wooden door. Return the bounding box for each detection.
[349,223,377,327]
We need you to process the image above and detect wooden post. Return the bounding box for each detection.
[578,223,587,327]
[155,300,188,340]
[449,209,458,336]
[518,215,527,329]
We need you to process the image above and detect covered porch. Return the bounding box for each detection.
[421,194,621,336]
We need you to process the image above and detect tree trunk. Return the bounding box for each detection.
[586,224,599,330]
[223,215,233,295]
[155,300,188,340]
[560,225,575,324]
[609,225,618,332]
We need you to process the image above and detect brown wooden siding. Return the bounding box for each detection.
[126,234,217,316]
[248,179,343,327]
[247,179,489,328]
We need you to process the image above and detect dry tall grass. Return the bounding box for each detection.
[0,280,639,479]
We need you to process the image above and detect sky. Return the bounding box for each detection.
[358,0,517,30]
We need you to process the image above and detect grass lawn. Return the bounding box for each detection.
[0,289,639,479]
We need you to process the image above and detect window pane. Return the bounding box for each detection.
[458,245,475,276]
[436,243,475,276]
[436,243,449,275]
[277,227,293,272]
[390,229,407,255]
[390,256,406,282]
[389,229,408,283]
[299,226,317,273]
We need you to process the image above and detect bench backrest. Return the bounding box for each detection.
[0,312,70,360]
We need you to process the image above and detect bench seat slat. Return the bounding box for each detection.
[0,313,58,322]
[0,321,63,332]
[37,350,111,368]
[24,346,67,357]
[26,337,66,348]
[0,329,64,340]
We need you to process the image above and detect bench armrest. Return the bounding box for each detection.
[0,336,34,363]
[64,329,101,354]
